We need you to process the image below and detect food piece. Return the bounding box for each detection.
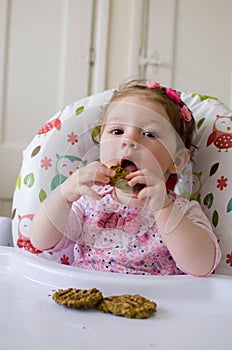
[109,166,145,191]
[52,287,103,309]
[98,294,157,319]
[52,288,157,319]
[109,166,131,190]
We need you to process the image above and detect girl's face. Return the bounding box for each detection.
[100,95,184,181]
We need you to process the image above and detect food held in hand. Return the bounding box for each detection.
[110,166,145,191]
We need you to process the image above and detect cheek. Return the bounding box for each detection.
[99,139,117,164]
[153,138,177,162]
[144,144,174,172]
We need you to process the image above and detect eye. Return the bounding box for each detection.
[111,128,124,135]
[143,131,159,138]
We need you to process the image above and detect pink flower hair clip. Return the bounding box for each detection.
[179,105,192,122]
[146,81,193,122]
[146,81,161,89]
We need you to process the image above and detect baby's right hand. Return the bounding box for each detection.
[60,161,115,204]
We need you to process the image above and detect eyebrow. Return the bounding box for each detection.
[105,116,172,131]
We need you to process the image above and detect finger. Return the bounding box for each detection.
[137,187,158,204]
[103,166,116,177]
[126,170,156,188]
[94,172,113,184]
[95,163,115,175]
[95,164,115,180]
[127,175,150,190]
[137,187,148,202]
[126,170,143,180]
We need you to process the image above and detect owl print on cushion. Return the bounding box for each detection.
[207,115,232,151]
[51,154,87,190]
[17,214,43,254]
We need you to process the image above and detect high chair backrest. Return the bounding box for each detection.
[12,89,232,274]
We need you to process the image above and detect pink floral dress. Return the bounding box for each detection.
[47,185,221,276]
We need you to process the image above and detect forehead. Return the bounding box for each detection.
[106,95,171,126]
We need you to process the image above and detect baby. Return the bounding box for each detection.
[30,79,221,276]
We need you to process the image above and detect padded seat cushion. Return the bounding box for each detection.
[12,89,232,274]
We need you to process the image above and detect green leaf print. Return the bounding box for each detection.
[203,193,214,209]
[39,189,47,202]
[227,198,232,213]
[16,174,21,190]
[23,173,35,188]
[76,106,84,115]
[212,210,219,227]
[191,93,217,102]
[197,118,205,129]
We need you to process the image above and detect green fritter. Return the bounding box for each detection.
[98,294,157,319]
[110,166,145,191]
[52,287,103,309]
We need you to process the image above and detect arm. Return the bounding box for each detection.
[155,202,217,276]
[30,186,72,249]
[30,161,115,250]
[126,169,219,276]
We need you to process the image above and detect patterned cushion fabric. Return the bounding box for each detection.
[180,92,232,275]
[12,89,232,274]
[12,89,114,265]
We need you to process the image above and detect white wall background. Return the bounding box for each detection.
[1,0,232,217]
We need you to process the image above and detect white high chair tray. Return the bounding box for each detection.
[0,247,231,350]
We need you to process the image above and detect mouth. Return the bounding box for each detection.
[120,159,138,172]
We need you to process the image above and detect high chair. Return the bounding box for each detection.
[1,88,232,275]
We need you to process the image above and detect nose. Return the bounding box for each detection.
[122,139,137,149]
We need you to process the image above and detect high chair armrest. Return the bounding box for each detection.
[0,217,13,246]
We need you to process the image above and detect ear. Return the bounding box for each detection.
[169,149,190,174]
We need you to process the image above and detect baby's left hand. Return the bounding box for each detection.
[126,169,171,212]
